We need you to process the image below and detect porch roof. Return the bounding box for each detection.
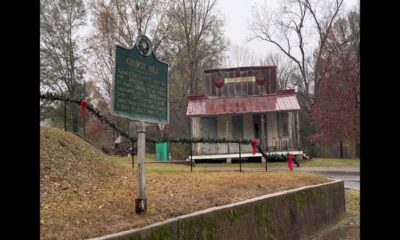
[186,90,301,116]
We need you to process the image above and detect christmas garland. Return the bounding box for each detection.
[40,92,136,142]
[147,137,252,144]
[257,145,269,159]
[40,92,255,145]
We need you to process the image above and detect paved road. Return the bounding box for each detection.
[294,167,360,191]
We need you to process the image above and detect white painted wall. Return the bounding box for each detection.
[191,111,300,155]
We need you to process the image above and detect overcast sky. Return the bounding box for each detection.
[217,0,359,62]
[80,0,359,64]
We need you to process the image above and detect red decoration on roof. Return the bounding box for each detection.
[215,75,224,88]
[255,71,265,85]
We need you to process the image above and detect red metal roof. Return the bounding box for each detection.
[186,90,300,116]
[204,65,276,73]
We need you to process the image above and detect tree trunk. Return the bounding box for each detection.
[64,100,67,131]
[311,143,315,158]
[190,64,196,95]
[356,142,360,158]
[339,140,343,159]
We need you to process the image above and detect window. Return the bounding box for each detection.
[253,115,260,139]
[277,112,289,137]
[232,115,243,139]
[227,83,234,97]
[201,117,218,138]
[205,74,211,95]
[248,82,254,95]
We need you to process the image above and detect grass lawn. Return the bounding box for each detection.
[300,158,359,168]
[139,157,360,171]
[40,128,338,240]
[42,156,332,240]
[111,155,190,173]
[112,155,360,172]
[312,190,360,240]
[114,152,360,169]
[266,158,360,169]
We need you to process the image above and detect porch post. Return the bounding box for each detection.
[261,114,266,151]
[296,111,301,148]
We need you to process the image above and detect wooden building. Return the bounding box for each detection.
[186,66,302,162]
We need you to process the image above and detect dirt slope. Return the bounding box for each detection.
[40,127,123,191]
[40,127,130,239]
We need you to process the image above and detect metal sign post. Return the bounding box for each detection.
[158,123,165,139]
[131,140,135,169]
[111,35,169,125]
[135,121,147,214]
[110,35,169,215]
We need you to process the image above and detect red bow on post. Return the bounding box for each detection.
[80,98,88,118]
[251,139,258,155]
[288,153,294,171]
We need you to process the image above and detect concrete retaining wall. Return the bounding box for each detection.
[90,180,345,240]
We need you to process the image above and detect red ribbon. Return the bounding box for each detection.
[80,98,88,118]
[251,139,258,155]
[288,153,294,171]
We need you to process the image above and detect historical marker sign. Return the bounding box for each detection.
[111,35,169,124]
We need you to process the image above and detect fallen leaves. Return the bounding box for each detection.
[40,127,332,240]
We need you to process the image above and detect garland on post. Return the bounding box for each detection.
[40,92,136,142]
[80,98,88,118]
[256,145,269,159]
[147,137,252,144]
[41,92,262,147]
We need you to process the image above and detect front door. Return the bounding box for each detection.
[253,114,267,150]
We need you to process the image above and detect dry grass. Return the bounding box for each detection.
[263,158,360,169]
[40,127,333,240]
[312,190,360,240]
[301,158,360,168]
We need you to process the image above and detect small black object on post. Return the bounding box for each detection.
[135,198,147,214]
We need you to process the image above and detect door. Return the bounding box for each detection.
[253,114,267,150]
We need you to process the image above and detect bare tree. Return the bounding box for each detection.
[40,0,87,132]
[310,9,360,158]
[171,0,228,95]
[226,44,257,67]
[86,0,228,138]
[249,0,344,111]
[87,0,174,105]
[259,53,296,90]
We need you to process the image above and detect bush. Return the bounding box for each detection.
[146,142,156,154]
[170,143,190,160]
[267,154,288,162]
